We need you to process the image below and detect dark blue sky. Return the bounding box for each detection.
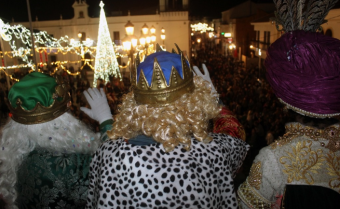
[0,0,274,23]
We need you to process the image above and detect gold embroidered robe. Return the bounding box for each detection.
[237,122,340,209]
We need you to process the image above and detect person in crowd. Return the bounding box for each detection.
[83,46,249,208]
[0,72,113,209]
[237,0,340,208]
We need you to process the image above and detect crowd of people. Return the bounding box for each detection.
[192,49,292,184]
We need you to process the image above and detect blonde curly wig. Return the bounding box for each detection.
[107,76,221,152]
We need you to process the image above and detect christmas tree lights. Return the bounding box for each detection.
[93,1,121,87]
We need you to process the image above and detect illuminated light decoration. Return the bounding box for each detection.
[190,23,214,33]
[1,17,135,82]
[1,17,133,82]
[224,33,231,37]
[0,18,70,69]
[93,1,121,87]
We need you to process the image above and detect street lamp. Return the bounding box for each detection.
[150,25,156,43]
[142,23,149,35]
[78,32,82,39]
[150,25,156,34]
[160,27,166,46]
[122,36,132,51]
[125,20,134,36]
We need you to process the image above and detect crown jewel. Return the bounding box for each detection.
[6,74,71,124]
[131,44,194,106]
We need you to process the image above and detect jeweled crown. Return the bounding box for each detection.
[131,44,194,106]
[6,74,71,124]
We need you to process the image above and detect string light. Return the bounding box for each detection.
[190,23,214,33]
[0,18,70,68]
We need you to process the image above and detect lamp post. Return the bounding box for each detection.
[150,25,156,52]
[160,27,166,49]
[78,32,84,59]
[124,20,137,75]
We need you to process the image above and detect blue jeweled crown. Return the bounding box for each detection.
[131,44,194,106]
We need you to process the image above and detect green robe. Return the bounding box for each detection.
[16,121,112,209]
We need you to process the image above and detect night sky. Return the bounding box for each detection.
[0,0,274,23]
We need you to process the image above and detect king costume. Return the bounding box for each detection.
[0,72,113,209]
[237,1,340,208]
[84,45,249,209]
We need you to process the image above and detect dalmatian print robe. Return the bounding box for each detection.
[86,133,249,209]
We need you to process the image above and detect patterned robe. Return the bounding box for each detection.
[15,123,112,209]
[17,150,92,209]
[238,122,340,209]
[86,134,249,209]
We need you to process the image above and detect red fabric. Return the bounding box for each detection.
[213,106,246,141]
[39,52,43,67]
[44,51,48,64]
[233,49,238,58]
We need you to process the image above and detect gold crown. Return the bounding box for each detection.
[5,74,71,125]
[131,44,195,106]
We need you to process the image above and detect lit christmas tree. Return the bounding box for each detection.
[93,1,121,87]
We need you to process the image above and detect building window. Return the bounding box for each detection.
[79,11,84,18]
[113,31,120,45]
